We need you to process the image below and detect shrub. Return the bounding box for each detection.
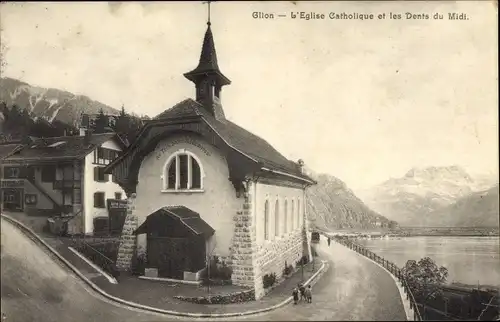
[283,261,293,276]
[131,253,146,276]
[263,272,277,289]
[296,255,309,267]
[217,262,233,280]
[201,257,232,282]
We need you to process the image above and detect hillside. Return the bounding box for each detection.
[360,166,498,226]
[423,185,499,227]
[0,77,119,127]
[305,169,394,231]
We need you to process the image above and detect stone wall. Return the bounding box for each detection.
[257,229,305,283]
[116,194,138,271]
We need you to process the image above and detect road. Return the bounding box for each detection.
[1,217,406,321]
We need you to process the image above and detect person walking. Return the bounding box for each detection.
[305,285,313,303]
[328,237,331,246]
[299,283,306,301]
[292,287,299,305]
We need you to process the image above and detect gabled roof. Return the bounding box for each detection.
[2,133,126,163]
[133,206,215,237]
[150,98,314,182]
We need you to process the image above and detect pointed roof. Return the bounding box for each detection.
[184,23,231,86]
[149,99,315,183]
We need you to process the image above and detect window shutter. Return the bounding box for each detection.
[94,167,99,181]
[94,193,98,207]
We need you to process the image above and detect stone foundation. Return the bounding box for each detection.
[116,194,139,271]
[229,182,264,299]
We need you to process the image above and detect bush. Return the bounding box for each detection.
[283,261,293,276]
[296,255,309,267]
[263,272,277,289]
[131,253,146,276]
[201,256,233,282]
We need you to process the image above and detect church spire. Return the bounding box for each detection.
[184,1,230,120]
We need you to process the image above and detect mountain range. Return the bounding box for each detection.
[359,166,499,227]
[304,168,393,231]
[0,77,119,127]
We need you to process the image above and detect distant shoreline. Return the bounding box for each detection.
[394,234,499,238]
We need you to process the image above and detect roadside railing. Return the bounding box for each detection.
[71,234,120,278]
[331,235,423,321]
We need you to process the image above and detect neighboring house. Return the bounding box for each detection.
[0,130,127,234]
[105,21,316,299]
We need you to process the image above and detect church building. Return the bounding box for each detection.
[105,19,316,299]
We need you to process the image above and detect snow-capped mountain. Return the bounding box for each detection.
[359,166,498,226]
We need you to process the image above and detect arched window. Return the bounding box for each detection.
[291,200,295,230]
[274,199,280,237]
[264,200,270,241]
[163,150,203,191]
[284,199,288,234]
[297,199,301,228]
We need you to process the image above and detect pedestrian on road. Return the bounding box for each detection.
[292,287,299,305]
[298,283,306,301]
[328,237,331,246]
[305,285,312,303]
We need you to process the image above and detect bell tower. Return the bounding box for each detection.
[183,2,230,121]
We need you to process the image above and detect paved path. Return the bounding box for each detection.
[1,217,406,321]
[233,238,407,321]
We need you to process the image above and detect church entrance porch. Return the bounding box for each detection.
[133,206,215,280]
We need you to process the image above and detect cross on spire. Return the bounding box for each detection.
[203,1,212,25]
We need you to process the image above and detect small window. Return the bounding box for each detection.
[275,199,280,237]
[291,200,295,230]
[74,188,82,204]
[63,191,73,206]
[264,200,270,241]
[94,167,107,182]
[41,166,55,182]
[25,194,37,205]
[297,199,302,228]
[94,192,105,208]
[115,192,122,200]
[5,167,20,179]
[284,199,288,234]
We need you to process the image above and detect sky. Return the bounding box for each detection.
[0,1,498,193]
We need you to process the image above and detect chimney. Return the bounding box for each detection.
[84,129,92,145]
[297,159,305,174]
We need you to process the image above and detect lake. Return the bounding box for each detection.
[356,236,500,287]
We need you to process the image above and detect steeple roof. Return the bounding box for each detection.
[184,23,231,86]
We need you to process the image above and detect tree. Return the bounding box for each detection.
[94,109,110,133]
[114,105,130,135]
[388,220,399,230]
[402,257,448,302]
